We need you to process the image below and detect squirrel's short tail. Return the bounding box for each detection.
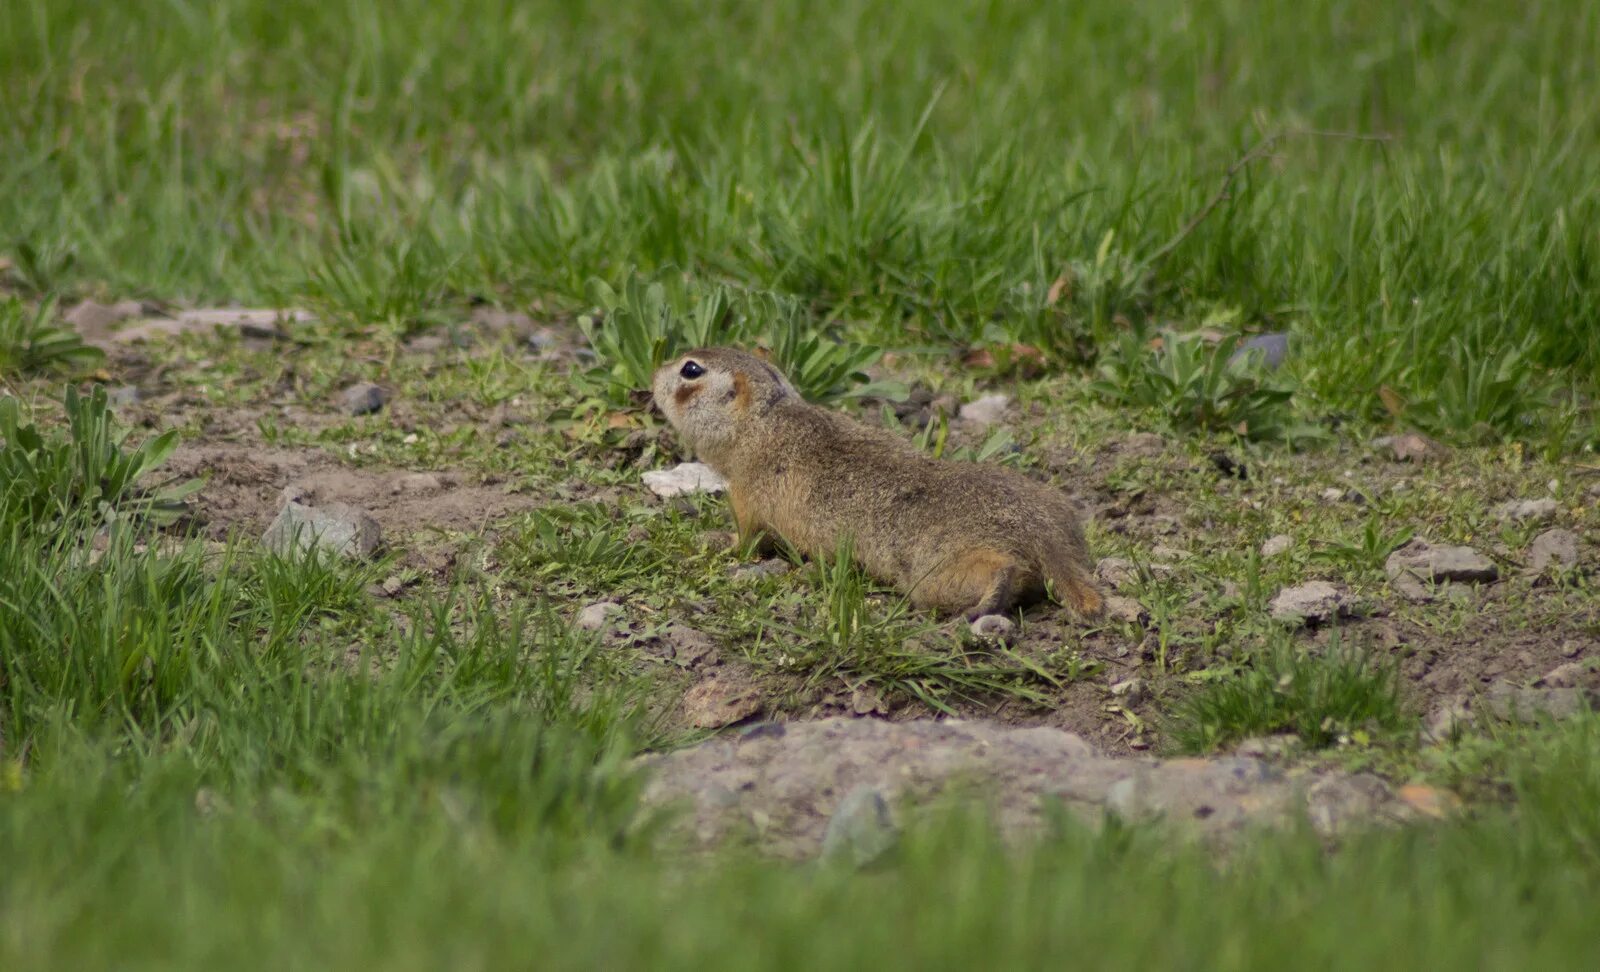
[1040,547,1104,618]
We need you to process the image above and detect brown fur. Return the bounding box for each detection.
[651,347,1103,620]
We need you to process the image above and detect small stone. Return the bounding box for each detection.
[1560,640,1585,659]
[1385,539,1498,585]
[956,393,1011,430]
[1320,487,1346,503]
[1483,682,1594,723]
[1109,677,1147,705]
[642,462,728,498]
[1118,432,1167,458]
[1395,784,1461,819]
[105,385,142,407]
[1229,332,1289,370]
[1528,529,1579,573]
[262,502,381,559]
[1536,662,1589,689]
[850,687,888,716]
[1095,557,1137,590]
[340,382,387,416]
[682,677,763,729]
[378,575,406,597]
[1269,581,1351,625]
[730,558,793,581]
[1104,595,1148,625]
[1423,699,1474,742]
[64,298,144,336]
[1234,736,1300,760]
[1372,433,1444,463]
[1493,498,1560,525]
[820,785,897,868]
[1260,534,1293,559]
[663,625,720,669]
[969,614,1017,645]
[574,601,625,632]
[392,471,444,494]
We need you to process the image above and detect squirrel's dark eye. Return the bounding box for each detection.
[679,360,705,380]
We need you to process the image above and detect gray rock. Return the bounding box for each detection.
[1260,534,1293,559]
[730,558,793,582]
[635,718,1427,857]
[1229,332,1289,370]
[956,393,1011,430]
[1385,539,1498,585]
[1371,433,1444,463]
[1095,557,1138,590]
[969,614,1017,645]
[1269,581,1351,624]
[105,385,142,407]
[1493,498,1559,525]
[1536,662,1590,689]
[574,601,625,632]
[1104,595,1148,625]
[340,382,388,416]
[1423,698,1474,743]
[1109,677,1147,705]
[1484,682,1597,723]
[681,676,763,729]
[1528,529,1580,573]
[262,502,381,559]
[64,299,144,336]
[1117,432,1168,457]
[820,786,897,868]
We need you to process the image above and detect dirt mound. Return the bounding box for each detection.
[636,718,1442,858]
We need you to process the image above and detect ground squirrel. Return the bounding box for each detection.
[651,347,1104,620]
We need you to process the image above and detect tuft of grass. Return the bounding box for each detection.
[1,386,200,528]
[0,297,105,376]
[1171,635,1409,753]
[1092,331,1317,444]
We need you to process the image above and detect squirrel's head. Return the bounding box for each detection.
[651,347,797,459]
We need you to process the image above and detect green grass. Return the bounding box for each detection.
[6,0,1600,967]
[4,0,1599,445]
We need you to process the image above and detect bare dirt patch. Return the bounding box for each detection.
[165,443,540,554]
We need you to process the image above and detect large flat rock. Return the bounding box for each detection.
[636,718,1431,857]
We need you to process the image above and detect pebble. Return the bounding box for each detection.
[339,382,388,416]
[105,385,142,407]
[262,501,382,559]
[1528,528,1579,573]
[1109,677,1147,705]
[682,676,763,729]
[955,393,1011,430]
[642,462,728,498]
[730,559,794,581]
[574,601,625,632]
[1536,662,1589,689]
[1104,595,1148,625]
[969,614,1017,645]
[1385,539,1498,585]
[1229,332,1290,370]
[1260,534,1293,559]
[1371,433,1444,463]
[820,785,897,868]
[1095,557,1137,590]
[1268,581,1351,625]
[1493,498,1559,525]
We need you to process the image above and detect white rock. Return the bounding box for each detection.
[956,393,1011,429]
[643,462,729,498]
[969,614,1017,645]
[1528,529,1579,573]
[1269,581,1350,624]
[1260,534,1293,558]
[574,601,625,632]
[262,502,381,559]
[1493,498,1560,524]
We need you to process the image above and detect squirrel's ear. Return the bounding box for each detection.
[751,346,773,362]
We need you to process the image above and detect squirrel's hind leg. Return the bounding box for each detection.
[912,549,1021,620]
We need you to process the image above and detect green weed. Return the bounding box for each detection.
[0,297,105,376]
